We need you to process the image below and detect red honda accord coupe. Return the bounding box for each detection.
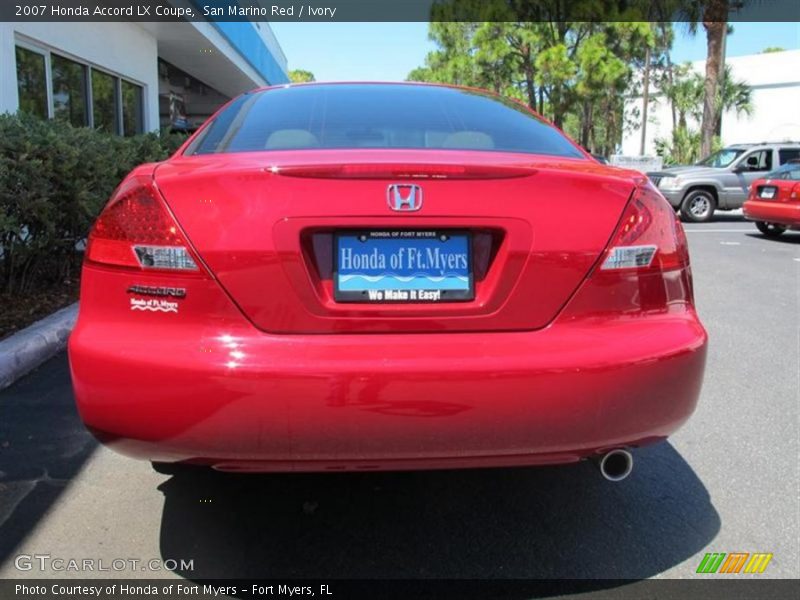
[68,83,707,480]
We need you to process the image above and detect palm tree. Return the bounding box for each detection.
[701,2,730,157]
[658,59,751,165]
[663,64,704,130]
[715,63,753,134]
[679,0,733,157]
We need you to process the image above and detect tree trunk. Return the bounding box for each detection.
[640,46,651,156]
[553,88,564,129]
[715,26,728,137]
[522,45,536,110]
[667,62,677,131]
[606,99,617,157]
[661,23,677,131]
[700,1,729,158]
[580,100,590,148]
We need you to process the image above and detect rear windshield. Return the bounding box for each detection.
[767,163,800,180]
[188,84,584,159]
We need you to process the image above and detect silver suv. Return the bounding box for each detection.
[648,143,800,222]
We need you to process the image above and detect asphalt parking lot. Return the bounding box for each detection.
[0,213,798,589]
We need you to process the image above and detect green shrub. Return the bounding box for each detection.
[0,113,188,295]
[654,127,702,167]
[655,126,724,167]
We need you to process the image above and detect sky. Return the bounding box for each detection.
[270,22,800,82]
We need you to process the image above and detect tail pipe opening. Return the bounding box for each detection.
[594,449,633,482]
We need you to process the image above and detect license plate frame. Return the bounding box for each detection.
[333,230,473,303]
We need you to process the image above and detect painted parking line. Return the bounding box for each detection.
[684,229,753,233]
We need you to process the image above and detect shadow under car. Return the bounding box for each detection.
[157,441,719,594]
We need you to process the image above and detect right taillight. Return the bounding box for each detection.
[86,174,201,272]
[560,181,694,318]
[600,183,689,273]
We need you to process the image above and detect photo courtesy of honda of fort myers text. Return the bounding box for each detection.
[1,1,799,600]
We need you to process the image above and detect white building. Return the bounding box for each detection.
[0,8,289,134]
[622,49,800,157]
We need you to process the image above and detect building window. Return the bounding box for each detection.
[13,41,145,135]
[15,46,48,119]
[51,54,88,127]
[121,81,144,136]
[92,70,119,134]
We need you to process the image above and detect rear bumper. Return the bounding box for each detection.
[743,200,800,227]
[69,309,707,472]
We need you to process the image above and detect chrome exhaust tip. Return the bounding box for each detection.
[595,449,633,482]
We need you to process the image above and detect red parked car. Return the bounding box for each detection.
[68,83,707,481]
[743,160,800,237]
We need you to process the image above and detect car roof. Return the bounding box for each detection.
[724,142,800,150]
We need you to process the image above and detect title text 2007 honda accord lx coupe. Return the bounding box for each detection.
[68,83,707,481]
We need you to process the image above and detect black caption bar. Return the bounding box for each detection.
[3,579,800,600]
[2,0,800,22]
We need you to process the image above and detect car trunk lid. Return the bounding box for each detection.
[154,150,637,334]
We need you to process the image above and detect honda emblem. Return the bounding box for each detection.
[387,184,422,212]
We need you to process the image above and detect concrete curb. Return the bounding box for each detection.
[0,303,78,391]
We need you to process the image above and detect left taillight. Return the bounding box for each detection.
[86,174,201,272]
